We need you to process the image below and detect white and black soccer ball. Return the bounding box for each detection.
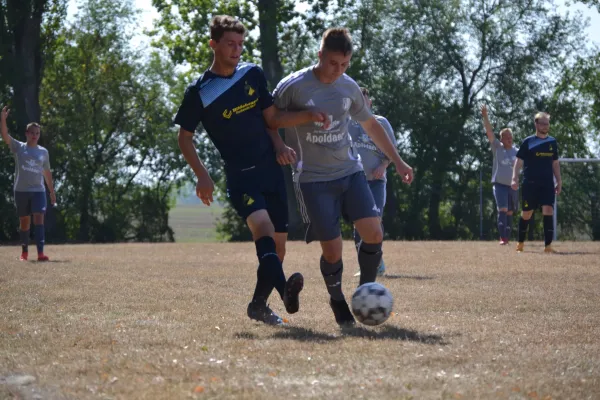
[351,282,394,326]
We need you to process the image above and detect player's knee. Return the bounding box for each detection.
[521,211,533,220]
[19,217,30,230]
[506,211,513,216]
[322,252,341,264]
[498,208,508,213]
[542,206,554,215]
[33,213,44,225]
[363,225,383,244]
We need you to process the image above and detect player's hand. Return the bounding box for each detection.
[276,145,297,166]
[311,111,330,130]
[196,174,215,206]
[555,181,562,195]
[49,191,56,206]
[511,178,518,191]
[480,104,488,118]
[394,160,413,184]
[1,106,9,121]
[372,163,387,180]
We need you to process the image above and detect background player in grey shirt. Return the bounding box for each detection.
[273,28,413,327]
[1,106,56,261]
[481,105,518,245]
[349,87,396,277]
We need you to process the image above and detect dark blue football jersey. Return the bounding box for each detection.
[174,62,275,171]
[516,135,559,185]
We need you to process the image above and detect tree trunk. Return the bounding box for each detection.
[8,0,45,131]
[257,0,303,239]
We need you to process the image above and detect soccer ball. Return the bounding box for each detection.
[351,282,394,326]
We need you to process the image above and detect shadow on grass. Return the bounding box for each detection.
[265,324,449,345]
[382,274,435,281]
[32,259,72,264]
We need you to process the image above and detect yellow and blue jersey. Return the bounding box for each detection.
[516,135,559,186]
[174,62,275,171]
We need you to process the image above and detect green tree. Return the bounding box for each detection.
[40,0,187,242]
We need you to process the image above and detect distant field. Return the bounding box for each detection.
[169,204,223,242]
[1,241,599,399]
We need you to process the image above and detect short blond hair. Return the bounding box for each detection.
[499,128,512,139]
[534,112,550,123]
[26,122,40,132]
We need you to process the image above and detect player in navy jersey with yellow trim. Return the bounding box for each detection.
[174,15,328,325]
[511,112,562,253]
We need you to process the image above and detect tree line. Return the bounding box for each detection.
[1,0,598,242]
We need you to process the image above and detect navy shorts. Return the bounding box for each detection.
[522,182,555,211]
[14,191,47,217]
[226,160,288,233]
[493,183,518,212]
[296,171,380,243]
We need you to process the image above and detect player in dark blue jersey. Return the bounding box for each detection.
[511,112,562,253]
[174,15,328,325]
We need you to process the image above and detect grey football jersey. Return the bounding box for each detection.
[273,66,373,183]
[348,115,397,182]
[491,139,518,186]
[10,139,50,192]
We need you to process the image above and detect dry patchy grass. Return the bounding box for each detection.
[1,241,599,399]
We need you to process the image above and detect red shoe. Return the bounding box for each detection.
[19,252,28,261]
[37,254,50,262]
[499,238,509,245]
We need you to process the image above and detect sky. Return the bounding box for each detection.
[67,0,600,49]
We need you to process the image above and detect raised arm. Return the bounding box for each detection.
[1,106,12,147]
[359,116,413,184]
[178,128,214,206]
[480,105,496,145]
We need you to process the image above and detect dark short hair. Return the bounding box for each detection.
[321,27,353,55]
[360,87,369,97]
[210,15,245,42]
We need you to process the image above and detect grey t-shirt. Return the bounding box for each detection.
[348,115,396,182]
[491,139,517,186]
[10,139,50,192]
[273,66,373,183]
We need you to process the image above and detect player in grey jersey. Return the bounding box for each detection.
[349,87,396,277]
[272,28,413,327]
[481,105,519,245]
[1,106,56,261]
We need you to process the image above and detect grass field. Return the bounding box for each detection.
[1,241,599,399]
[169,204,223,243]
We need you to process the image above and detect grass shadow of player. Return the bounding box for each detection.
[31,259,72,264]
[381,274,435,281]
[268,324,449,345]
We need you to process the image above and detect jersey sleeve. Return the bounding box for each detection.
[348,79,372,122]
[173,84,204,133]
[272,77,292,109]
[516,139,528,160]
[9,138,24,154]
[552,140,559,160]
[491,138,502,150]
[254,66,275,110]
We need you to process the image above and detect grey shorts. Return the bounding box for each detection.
[14,191,47,217]
[296,171,380,243]
[493,183,518,212]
